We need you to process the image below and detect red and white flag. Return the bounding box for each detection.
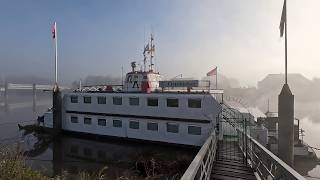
[207,67,217,76]
[52,22,57,39]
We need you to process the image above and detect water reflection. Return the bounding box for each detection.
[24,134,197,179]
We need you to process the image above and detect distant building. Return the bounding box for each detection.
[257,73,311,91]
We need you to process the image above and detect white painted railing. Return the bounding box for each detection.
[181,131,217,180]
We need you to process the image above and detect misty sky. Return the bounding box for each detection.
[0,0,319,86]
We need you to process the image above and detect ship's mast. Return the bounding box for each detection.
[143,43,148,72]
[149,33,155,72]
[142,33,156,72]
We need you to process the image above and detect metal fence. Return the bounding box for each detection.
[181,131,217,180]
[237,128,305,180]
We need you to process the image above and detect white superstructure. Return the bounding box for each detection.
[41,34,223,146]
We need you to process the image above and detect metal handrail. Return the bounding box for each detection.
[238,129,306,180]
[223,104,306,180]
[181,131,217,180]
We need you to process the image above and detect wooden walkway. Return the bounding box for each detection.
[211,140,256,180]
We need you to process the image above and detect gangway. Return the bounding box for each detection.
[181,103,306,180]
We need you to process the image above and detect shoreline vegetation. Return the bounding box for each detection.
[0,142,189,180]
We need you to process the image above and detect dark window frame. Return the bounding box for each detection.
[83,96,91,104]
[147,97,158,107]
[129,97,140,106]
[167,98,179,107]
[70,95,78,103]
[188,125,202,135]
[166,123,179,133]
[84,117,92,125]
[113,96,122,105]
[147,122,158,131]
[113,119,122,127]
[188,98,202,108]
[98,119,107,126]
[71,116,78,123]
[97,96,106,104]
[129,121,139,129]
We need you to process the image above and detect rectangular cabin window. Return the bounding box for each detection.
[147,98,158,107]
[147,122,158,131]
[97,96,106,104]
[113,97,122,105]
[167,98,179,107]
[84,117,92,125]
[83,96,91,104]
[113,119,122,128]
[167,123,179,133]
[98,119,106,126]
[188,126,201,135]
[129,121,139,129]
[129,97,139,106]
[71,116,78,123]
[70,95,78,103]
[188,99,202,108]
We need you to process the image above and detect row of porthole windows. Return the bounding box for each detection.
[70,95,201,108]
[70,116,201,135]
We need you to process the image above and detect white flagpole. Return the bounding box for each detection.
[54,22,58,85]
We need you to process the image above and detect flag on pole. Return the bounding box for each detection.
[52,22,57,39]
[207,67,217,76]
[279,0,286,37]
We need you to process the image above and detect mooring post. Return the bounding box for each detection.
[278,84,294,166]
[53,83,62,135]
[32,83,36,112]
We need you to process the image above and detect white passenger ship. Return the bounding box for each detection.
[41,35,223,146]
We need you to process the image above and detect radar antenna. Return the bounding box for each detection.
[131,61,137,72]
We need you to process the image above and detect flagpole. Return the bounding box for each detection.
[285,0,288,84]
[54,22,58,85]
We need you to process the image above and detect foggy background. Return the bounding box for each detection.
[0,0,320,123]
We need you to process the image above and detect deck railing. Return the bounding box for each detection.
[181,103,306,180]
[224,104,306,180]
[236,128,306,180]
[181,131,217,180]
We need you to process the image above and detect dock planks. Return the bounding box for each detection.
[211,140,256,180]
